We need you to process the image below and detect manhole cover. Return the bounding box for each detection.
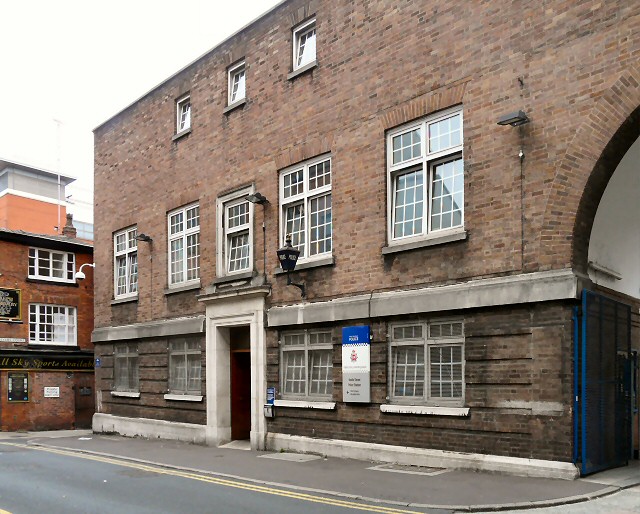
[367,463,448,476]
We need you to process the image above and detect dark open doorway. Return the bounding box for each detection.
[230,327,251,440]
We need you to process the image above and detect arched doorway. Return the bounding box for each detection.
[574,128,639,475]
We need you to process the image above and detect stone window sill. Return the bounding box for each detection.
[111,391,140,399]
[213,271,254,285]
[287,60,317,81]
[164,394,203,402]
[223,99,246,114]
[111,295,138,306]
[275,255,334,274]
[380,404,469,416]
[382,229,467,255]
[172,128,191,141]
[164,280,201,295]
[274,399,336,410]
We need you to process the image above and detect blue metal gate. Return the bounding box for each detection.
[573,290,632,476]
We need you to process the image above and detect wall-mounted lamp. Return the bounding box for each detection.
[276,236,305,298]
[247,192,268,205]
[496,110,530,127]
[75,262,95,281]
[136,233,153,243]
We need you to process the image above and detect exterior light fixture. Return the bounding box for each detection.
[496,110,530,127]
[247,192,268,204]
[136,233,153,243]
[276,236,305,298]
[75,262,95,281]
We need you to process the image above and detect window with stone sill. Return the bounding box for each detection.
[279,155,332,263]
[176,94,191,133]
[228,61,246,105]
[113,226,138,299]
[387,107,464,246]
[168,203,200,287]
[216,187,254,277]
[168,338,202,395]
[389,320,465,406]
[281,330,333,400]
[114,343,139,393]
[293,18,316,70]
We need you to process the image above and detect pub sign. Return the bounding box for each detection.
[0,288,21,322]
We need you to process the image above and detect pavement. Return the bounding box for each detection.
[0,429,638,512]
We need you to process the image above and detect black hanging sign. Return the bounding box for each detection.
[0,288,21,322]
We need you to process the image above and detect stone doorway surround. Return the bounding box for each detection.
[198,286,270,450]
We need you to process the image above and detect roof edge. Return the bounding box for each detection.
[93,0,290,132]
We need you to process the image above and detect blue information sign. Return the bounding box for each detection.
[342,325,370,345]
[266,387,275,405]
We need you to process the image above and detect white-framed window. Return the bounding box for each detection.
[281,330,333,400]
[389,320,464,406]
[29,304,77,346]
[168,204,200,286]
[28,247,75,282]
[228,61,246,105]
[387,107,463,244]
[216,187,254,277]
[169,338,202,395]
[113,227,138,299]
[176,94,191,133]
[293,18,316,70]
[279,155,332,262]
[114,343,139,393]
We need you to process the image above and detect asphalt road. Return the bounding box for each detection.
[0,442,444,514]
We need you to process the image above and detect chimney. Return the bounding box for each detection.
[62,213,77,238]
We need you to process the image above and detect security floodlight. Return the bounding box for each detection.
[497,110,530,127]
[247,192,268,204]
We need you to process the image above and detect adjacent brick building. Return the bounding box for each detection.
[0,161,94,431]
[92,0,639,478]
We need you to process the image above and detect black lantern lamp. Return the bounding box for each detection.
[277,236,306,298]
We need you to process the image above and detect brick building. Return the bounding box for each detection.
[0,161,94,431]
[92,0,639,478]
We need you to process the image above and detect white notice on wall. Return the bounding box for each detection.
[44,387,60,398]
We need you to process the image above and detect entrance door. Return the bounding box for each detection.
[230,351,251,440]
[574,289,632,475]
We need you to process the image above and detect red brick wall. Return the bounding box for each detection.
[0,371,94,431]
[94,0,640,328]
[0,239,94,350]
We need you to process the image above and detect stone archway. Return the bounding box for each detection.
[532,66,640,275]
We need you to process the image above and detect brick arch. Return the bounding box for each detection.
[535,66,640,274]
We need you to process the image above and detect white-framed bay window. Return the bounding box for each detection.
[114,226,138,299]
[168,204,200,287]
[29,304,77,346]
[279,155,332,262]
[293,18,316,70]
[389,320,465,406]
[281,330,333,400]
[387,107,464,246]
[216,187,254,277]
[228,60,246,105]
[28,247,75,283]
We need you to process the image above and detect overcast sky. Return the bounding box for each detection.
[0,0,281,223]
